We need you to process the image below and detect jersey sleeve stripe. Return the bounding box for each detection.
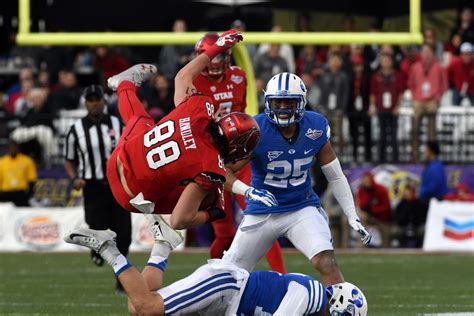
[316,282,324,313]
[306,278,315,314]
[164,272,233,303]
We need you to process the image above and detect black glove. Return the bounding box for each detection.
[205,207,226,223]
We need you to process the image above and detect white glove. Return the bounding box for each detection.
[349,218,372,246]
[245,187,278,207]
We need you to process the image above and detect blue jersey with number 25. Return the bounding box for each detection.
[245,112,330,215]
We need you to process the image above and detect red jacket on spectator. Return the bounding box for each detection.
[446,56,474,95]
[96,53,129,83]
[370,69,405,112]
[408,60,447,102]
[443,184,474,202]
[400,54,420,89]
[357,172,391,222]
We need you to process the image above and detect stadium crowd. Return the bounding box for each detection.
[1,11,473,250]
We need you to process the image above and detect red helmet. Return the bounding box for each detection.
[210,112,260,163]
[195,32,231,79]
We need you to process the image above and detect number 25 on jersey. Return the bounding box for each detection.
[264,157,313,188]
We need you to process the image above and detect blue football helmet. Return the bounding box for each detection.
[327,282,368,316]
[264,72,307,127]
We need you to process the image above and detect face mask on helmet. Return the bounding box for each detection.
[327,282,368,316]
[264,72,307,127]
[210,112,260,163]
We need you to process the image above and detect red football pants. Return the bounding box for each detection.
[107,81,154,212]
[210,164,286,273]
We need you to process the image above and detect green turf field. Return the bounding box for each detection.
[1,252,473,315]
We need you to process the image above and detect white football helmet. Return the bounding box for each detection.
[264,72,307,127]
[327,282,368,316]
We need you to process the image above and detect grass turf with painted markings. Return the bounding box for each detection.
[1,252,473,315]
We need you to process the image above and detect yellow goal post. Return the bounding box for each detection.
[16,0,422,115]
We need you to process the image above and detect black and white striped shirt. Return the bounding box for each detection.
[64,115,122,180]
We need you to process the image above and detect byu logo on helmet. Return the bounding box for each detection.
[264,72,307,127]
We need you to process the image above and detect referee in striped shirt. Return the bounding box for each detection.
[64,85,131,295]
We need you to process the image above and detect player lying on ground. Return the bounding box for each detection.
[64,225,368,316]
[193,32,286,273]
[104,29,275,250]
[223,73,372,286]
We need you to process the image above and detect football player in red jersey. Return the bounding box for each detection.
[105,30,272,250]
[193,33,287,274]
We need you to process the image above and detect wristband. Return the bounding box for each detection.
[205,207,226,223]
[231,180,250,196]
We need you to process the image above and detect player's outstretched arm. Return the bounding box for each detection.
[318,142,372,246]
[225,158,278,207]
[174,29,243,106]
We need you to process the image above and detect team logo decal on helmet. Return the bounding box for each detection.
[264,72,307,127]
[327,282,368,316]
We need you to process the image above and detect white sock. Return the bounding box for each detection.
[111,254,132,276]
[147,241,171,272]
[99,241,122,265]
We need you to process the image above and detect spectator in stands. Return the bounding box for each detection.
[348,54,372,163]
[0,140,37,206]
[139,72,174,116]
[254,44,289,84]
[423,29,444,62]
[0,92,13,139]
[37,46,75,84]
[318,53,349,155]
[357,172,392,247]
[362,20,383,75]
[296,45,320,78]
[445,33,462,57]
[450,7,474,45]
[444,183,474,202]
[257,25,295,73]
[6,66,34,98]
[369,52,404,163]
[299,72,321,111]
[419,141,448,203]
[447,42,474,106]
[10,87,57,165]
[408,44,447,162]
[94,46,130,88]
[9,79,34,117]
[64,85,131,295]
[51,69,82,110]
[392,183,428,248]
[399,45,420,88]
[231,19,257,65]
[158,19,194,81]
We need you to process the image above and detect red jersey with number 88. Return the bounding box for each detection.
[114,95,225,214]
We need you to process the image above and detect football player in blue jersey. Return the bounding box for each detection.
[64,226,368,315]
[222,72,372,286]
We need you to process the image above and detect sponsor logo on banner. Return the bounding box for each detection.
[17,216,61,250]
[443,218,474,241]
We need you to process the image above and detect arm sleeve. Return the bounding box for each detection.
[64,126,76,161]
[274,282,310,316]
[321,158,359,222]
[194,172,225,191]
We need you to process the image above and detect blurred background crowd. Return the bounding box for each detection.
[0,1,473,250]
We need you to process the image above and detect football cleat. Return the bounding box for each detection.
[107,63,157,91]
[64,227,117,253]
[144,214,184,249]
